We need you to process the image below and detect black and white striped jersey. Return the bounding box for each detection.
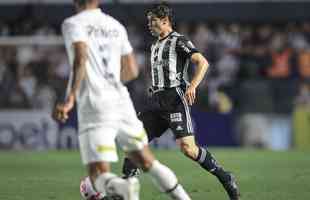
[150,31,199,91]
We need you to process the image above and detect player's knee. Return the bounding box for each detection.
[180,143,196,159]
[127,147,155,171]
[137,159,152,171]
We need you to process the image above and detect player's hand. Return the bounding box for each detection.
[52,94,75,123]
[185,84,196,106]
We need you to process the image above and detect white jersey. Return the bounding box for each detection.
[62,9,134,130]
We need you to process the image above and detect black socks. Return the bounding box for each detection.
[195,147,228,182]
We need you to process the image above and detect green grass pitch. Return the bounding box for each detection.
[0,149,309,200]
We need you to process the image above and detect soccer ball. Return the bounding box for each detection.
[80,176,140,200]
[80,176,105,200]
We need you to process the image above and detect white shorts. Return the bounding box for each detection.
[78,114,148,164]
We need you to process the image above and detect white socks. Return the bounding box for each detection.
[148,160,191,200]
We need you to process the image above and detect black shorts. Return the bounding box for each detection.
[138,86,194,140]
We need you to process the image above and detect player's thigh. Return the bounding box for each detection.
[79,125,118,165]
[138,110,169,141]
[116,116,148,153]
[167,87,195,139]
[164,108,194,139]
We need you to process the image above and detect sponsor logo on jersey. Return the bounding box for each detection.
[153,60,170,68]
[87,25,119,38]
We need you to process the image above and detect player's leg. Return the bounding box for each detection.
[127,145,191,200]
[118,113,191,200]
[122,110,168,178]
[92,166,139,200]
[176,136,240,200]
[79,127,139,200]
[173,87,240,200]
[80,164,139,200]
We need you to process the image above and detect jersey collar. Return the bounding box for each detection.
[159,31,174,42]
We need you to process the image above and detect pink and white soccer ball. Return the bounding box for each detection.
[80,177,104,200]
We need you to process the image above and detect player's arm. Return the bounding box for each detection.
[53,21,88,123]
[69,42,88,99]
[53,42,88,123]
[186,52,209,105]
[121,52,139,83]
[176,36,209,105]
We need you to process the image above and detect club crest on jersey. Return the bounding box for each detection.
[170,113,182,122]
[154,60,169,67]
[176,72,182,80]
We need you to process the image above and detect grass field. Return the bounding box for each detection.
[0,149,309,200]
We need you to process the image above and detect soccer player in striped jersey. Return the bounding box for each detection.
[122,2,240,200]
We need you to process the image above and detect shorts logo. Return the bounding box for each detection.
[176,125,184,131]
[170,113,182,122]
[96,145,115,153]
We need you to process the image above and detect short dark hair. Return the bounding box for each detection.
[74,0,95,6]
[74,0,86,5]
[147,2,173,25]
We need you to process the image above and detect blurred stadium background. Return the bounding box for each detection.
[0,0,310,199]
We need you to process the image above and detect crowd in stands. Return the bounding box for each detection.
[1,18,310,113]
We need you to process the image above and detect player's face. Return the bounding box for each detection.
[147,14,164,37]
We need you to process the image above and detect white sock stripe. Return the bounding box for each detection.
[209,168,216,173]
[165,183,179,194]
[198,148,207,164]
[176,87,194,132]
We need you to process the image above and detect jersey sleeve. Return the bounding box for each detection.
[120,26,133,56]
[176,36,199,58]
[61,20,88,44]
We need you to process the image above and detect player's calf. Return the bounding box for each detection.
[128,146,192,200]
[146,160,191,200]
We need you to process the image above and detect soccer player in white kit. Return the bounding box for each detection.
[53,0,192,200]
